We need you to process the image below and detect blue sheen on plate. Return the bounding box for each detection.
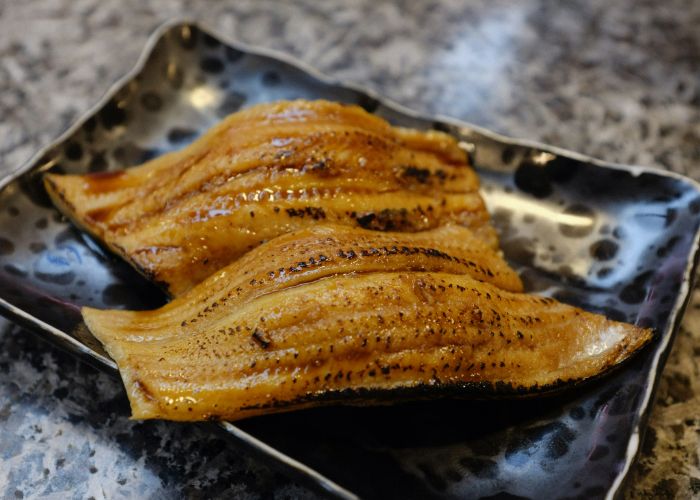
[0,21,699,500]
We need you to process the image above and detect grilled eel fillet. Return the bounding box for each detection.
[82,224,652,422]
[44,99,497,296]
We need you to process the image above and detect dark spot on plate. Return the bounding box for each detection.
[88,151,108,173]
[656,236,681,258]
[589,239,618,261]
[83,116,97,134]
[356,95,379,113]
[505,422,575,466]
[514,161,552,198]
[596,267,612,278]
[665,208,677,227]
[689,196,700,214]
[201,57,224,74]
[64,141,83,161]
[29,242,47,254]
[217,92,246,117]
[262,71,281,86]
[53,387,69,399]
[0,237,15,255]
[546,424,576,459]
[99,100,127,130]
[201,33,220,48]
[569,407,585,420]
[544,155,579,183]
[619,271,654,304]
[167,128,198,144]
[140,92,163,112]
[500,237,535,267]
[501,146,515,165]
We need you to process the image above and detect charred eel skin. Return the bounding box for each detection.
[44,99,497,296]
[82,224,652,422]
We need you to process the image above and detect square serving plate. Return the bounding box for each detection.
[1,21,699,500]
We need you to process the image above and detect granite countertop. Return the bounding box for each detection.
[1,0,699,498]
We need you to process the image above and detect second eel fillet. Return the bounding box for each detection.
[44,99,496,296]
[82,224,652,422]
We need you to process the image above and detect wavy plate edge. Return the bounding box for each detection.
[0,17,698,500]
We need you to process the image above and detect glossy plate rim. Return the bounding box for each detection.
[1,18,699,500]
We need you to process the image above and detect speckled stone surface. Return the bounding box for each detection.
[1,0,699,498]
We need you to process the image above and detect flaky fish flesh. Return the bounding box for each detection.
[44,100,496,295]
[82,224,652,422]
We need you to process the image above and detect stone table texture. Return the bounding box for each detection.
[1,0,699,498]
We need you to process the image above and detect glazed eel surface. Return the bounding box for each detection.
[82,224,652,422]
[44,99,496,295]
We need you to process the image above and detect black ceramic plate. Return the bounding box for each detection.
[1,21,699,500]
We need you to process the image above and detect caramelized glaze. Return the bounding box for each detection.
[82,225,652,422]
[44,100,496,295]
